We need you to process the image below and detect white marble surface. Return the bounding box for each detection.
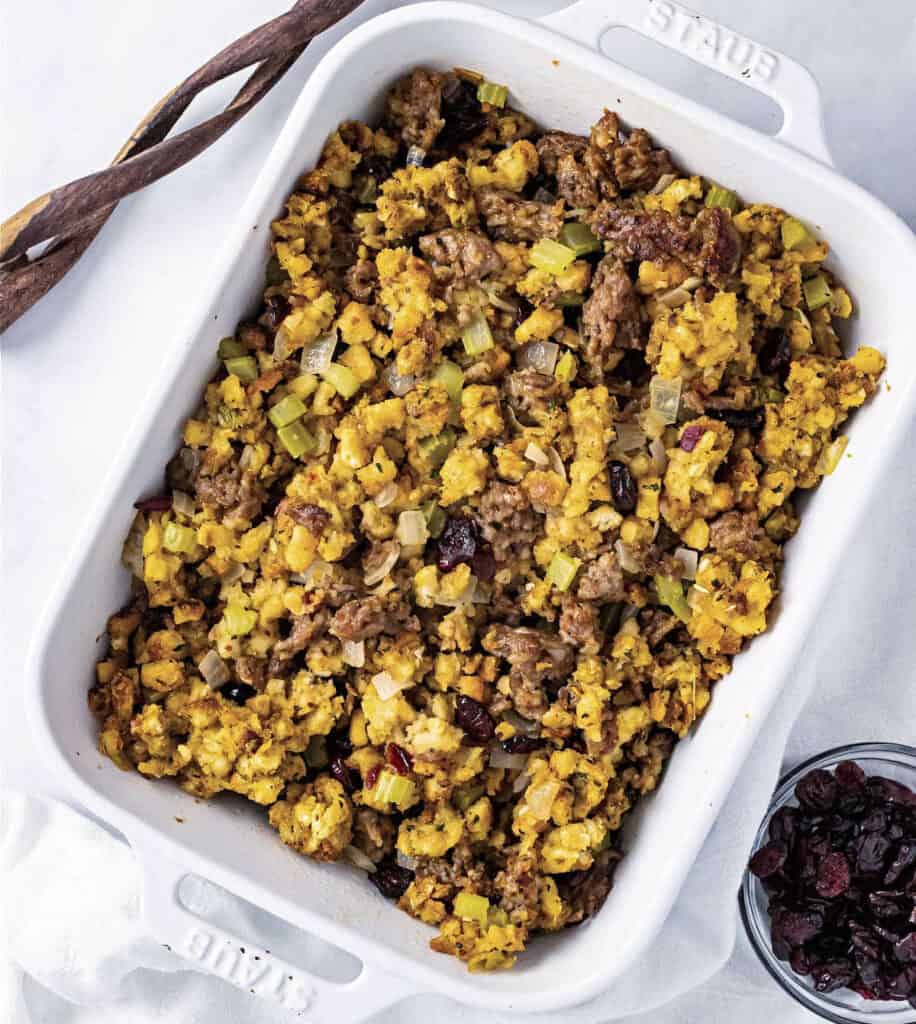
[2,1,915,1022]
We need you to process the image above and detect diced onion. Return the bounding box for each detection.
[483,285,518,313]
[364,542,400,587]
[300,330,337,374]
[518,340,559,375]
[657,286,692,309]
[611,421,647,454]
[816,435,849,476]
[649,375,682,425]
[384,363,416,397]
[121,514,147,578]
[273,325,292,361]
[546,446,567,481]
[373,482,398,509]
[472,579,491,605]
[682,276,704,291]
[178,446,201,479]
[524,442,550,467]
[615,539,641,574]
[372,671,411,701]
[395,510,429,547]
[343,845,377,873]
[172,489,196,517]
[533,186,556,204]
[396,851,417,870]
[199,650,230,688]
[341,640,365,668]
[489,748,528,771]
[649,173,678,195]
[406,145,426,166]
[674,547,699,580]
[526,780,561,819]
[220,562,245,585]
[290,558,330,588]
[502,710,539,736]
[512,771,532,794]
[313,425,332,456]
[649,437,668,475]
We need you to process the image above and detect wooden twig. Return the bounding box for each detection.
[0,0,364,334]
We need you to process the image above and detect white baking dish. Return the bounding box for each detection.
[26,1,916,1020]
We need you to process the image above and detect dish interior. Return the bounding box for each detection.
[32,4,916,1007]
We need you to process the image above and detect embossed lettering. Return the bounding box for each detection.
[724,36,752,67]
[697,24,720,59]
[754,50,779,82]
[237,957,271,987]
[646,0,674,31]
[185,929,212,960]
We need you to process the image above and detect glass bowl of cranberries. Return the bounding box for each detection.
[740,742,916,1023]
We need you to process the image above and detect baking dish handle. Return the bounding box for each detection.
[539,0,833,166]
[138,847,419,1023]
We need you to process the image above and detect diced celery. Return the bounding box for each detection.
[277,420,316,459]
[554,350,577,383]
[163,522,198,555]
[529,238,576,275]
[558,222,601,256]
[268,394,307,428]
[816,434,849,476]
[488,907,509,926]
[654,575,691,624]
[433,360,464,404]
[555,291,585,307]
[422,499,447,539]
[453,783,485,812]
[704,185,739,212]
[418,428,456,471]
[218,336,246,360]
[374,769,417,810]
[781,217,813,251]
[546,551,581,592]
[476,81,508,108]
[224,356,259,382]
[321,362,362,398]
[803,274,832,311]
[223,604,258,637]
[461,313,494,356]
[356,175,378,205]
[454,891,490,926]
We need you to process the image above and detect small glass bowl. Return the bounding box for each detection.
[740,742,916,1024]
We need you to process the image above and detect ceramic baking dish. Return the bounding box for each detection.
[27,1,916,1020]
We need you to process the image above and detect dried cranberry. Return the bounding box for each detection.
[705,407,765,431]
[364,764,382,790]
[470,541,497,583]
[857,832,891,875]
[437,515,480,573]
[329,755,358,794]
[679,425,706,452]
[455,694,495,743]
[868,891,905,918]
[369,858,414,900]
[609,460,637,513]
[796,769,838,811]
[868,776,916,809]
[501,735,543,755]
[811,958,856,992]
[757,328,792,379]
[327,733,353,760]
[386,742,413,775]
[219,682,257,705]
[749,840,788,879]
[885,842,916,885]
[260,294,290,332]
[896,933,916,964]
[437,77,487,149]
[773,907,824,947]
[816,852,851,898]
[835,759,867,790]
[769,806,799,843]
[134,494,173,512]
